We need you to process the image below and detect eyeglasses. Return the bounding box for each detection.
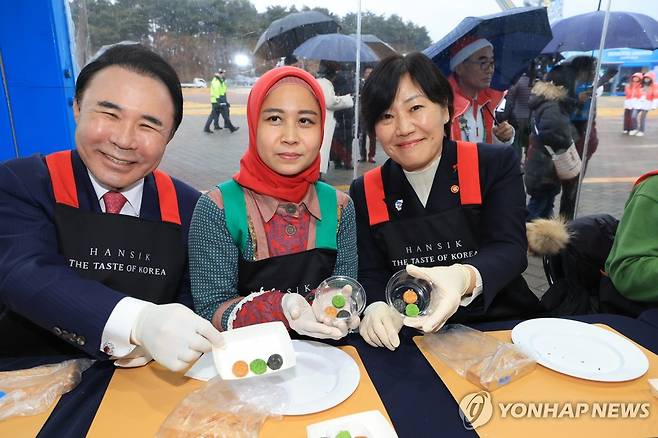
[465,58,495,72]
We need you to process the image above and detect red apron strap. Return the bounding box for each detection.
[153,170,181,225]
[635,170,658,186]
[456,141,482,205]
[363,167,389,226]
[45,150,79,208]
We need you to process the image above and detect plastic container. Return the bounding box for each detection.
[385,269,432,317]
[314,276,366,321]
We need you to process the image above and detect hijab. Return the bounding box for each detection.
[233,66,326,203]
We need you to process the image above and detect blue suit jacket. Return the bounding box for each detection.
[349,139,529,315]
[0,150,200,358]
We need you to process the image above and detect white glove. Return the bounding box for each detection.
[131,303,225,372]
[403,264,473,333]
[282,293,348,340]
[311,284,361,331]
[359,301,404,351]
[114,346,152,368]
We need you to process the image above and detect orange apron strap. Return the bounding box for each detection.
[456,141,482,205]
[45,150,79,208]
[153,170,181,225]
[363,167,389,226]
[635,170,658,186]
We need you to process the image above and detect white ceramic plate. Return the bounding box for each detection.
[212,321,295,380]
[306,410,398,438]
[511,318,649,382]
[267,340,360,416]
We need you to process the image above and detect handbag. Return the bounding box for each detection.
[544,143,582,180]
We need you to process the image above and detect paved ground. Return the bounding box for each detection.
[161,90,658,298]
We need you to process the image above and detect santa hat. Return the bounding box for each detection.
[449,37,493,71]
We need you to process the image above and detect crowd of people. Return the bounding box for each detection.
[0,40,655,375]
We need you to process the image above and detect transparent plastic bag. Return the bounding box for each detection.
[420,324,536,391]
[157,375,288,438]
[0,358,94,421]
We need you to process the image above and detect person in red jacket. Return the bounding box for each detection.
[447,37,514,145]
[623,72,643,134]
[631,72,658,137]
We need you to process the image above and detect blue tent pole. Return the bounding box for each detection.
[0,49,19,158]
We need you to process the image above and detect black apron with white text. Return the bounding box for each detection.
[0,151,185,355]
[363,142,541,322]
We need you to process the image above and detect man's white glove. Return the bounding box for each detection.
[131,303,225,372]
[403,264,473,333]
[282,293,347,340]
[359,301,404,351]
[114,346,152,368]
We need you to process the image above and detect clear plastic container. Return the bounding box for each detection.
[385,269,432,317]
[314,275,366,321]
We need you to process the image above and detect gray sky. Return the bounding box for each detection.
[248,0,658,43]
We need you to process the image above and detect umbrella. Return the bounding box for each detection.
[350,34,397,59]
[293,33,379,63]
[423,6,552,91]
[543,11,658,53]
[254,11,340,60]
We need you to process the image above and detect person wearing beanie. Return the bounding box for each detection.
[448,37,515,145]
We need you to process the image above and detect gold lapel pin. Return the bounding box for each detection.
[450,185,460,194]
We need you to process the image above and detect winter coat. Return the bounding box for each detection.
[524,81,578,197]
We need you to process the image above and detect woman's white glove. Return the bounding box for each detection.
[359,301,404,351]
[131,303,225,372]
[403,264,473,333]
[282,293,348,340]
[311,284,361,331]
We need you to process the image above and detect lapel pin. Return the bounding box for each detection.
[450,185,460,194]
[395,199,404,211]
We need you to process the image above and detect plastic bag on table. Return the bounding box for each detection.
[420,324,535,391]
[0,358,94,420]
[157,375,288,438]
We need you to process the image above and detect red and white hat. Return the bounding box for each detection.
[449,37,493,71]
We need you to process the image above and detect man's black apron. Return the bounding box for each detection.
[0,150,185,355]
[363,141,541,322]
[219,180,337,297]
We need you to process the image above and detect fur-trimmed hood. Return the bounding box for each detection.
[531,80,568,101]
[526,218,570,256]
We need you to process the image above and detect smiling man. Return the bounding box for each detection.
[448,37,514,145]
[0,44,223,371]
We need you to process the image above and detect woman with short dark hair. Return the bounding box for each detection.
[350,52,541,350]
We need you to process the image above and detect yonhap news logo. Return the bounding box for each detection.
[458,391,651,430]
[459,391,494,430]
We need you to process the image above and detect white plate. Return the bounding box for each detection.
[512,318,649,382]
[306,410,398,438]
[212,321,296,380]
[266,340,360,415]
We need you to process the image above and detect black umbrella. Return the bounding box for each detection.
[254,11,340,60]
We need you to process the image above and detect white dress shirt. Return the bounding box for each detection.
[88,171,150,357]
[402,154,483,305]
